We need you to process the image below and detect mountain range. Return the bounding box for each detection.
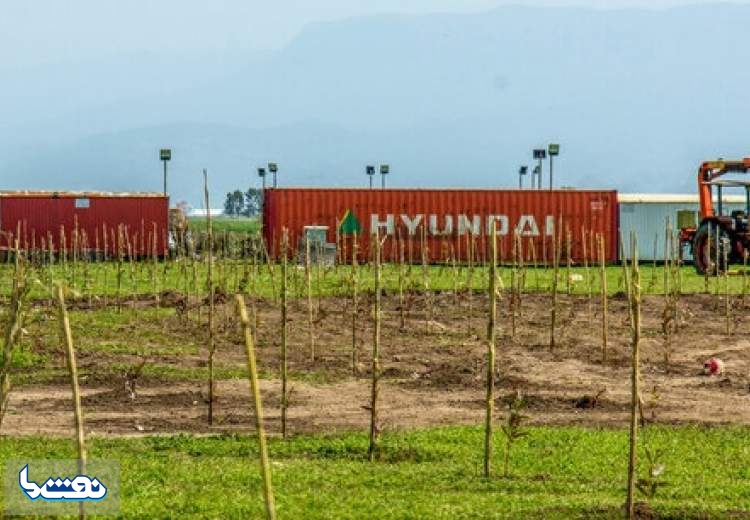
[2,4,750,205]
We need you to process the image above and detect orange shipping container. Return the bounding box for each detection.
[262,188,619,263]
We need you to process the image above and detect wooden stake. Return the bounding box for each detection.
[235,295,277,520]
[351,234,359,375]
[398,236,406,330]
[565,225,572,295]
[725,243,731,335]
[56,284,87,520]
[305,238,315,362]
[280,230,289,439]
[625,234,641,520]
[582,227,592,321]
[599,234,608,364]
[550,217,561,351]
[368,231,382,461]
[484,221,498,478]
[0,243,26,430]
[204,169,217,426]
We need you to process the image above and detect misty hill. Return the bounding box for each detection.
[3,5,750,204]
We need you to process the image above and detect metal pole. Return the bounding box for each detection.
[549,156,554,190]
[381,174,385,189]
[519,172,522,189]
[369,176,373,189]
[538,158,543,190]
[262,175,266,191]
[273,172,277,188]
[163,160,167,196]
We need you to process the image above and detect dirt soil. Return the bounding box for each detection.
[3,292,750,438]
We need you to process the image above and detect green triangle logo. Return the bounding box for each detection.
[339,209,362,235]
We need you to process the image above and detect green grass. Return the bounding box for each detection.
[2,425,749,518]
[187,216,260,234]
[0,260,747,300]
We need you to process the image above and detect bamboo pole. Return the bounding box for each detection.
[305,238,315,362]
[743,250,748,307]
[509,232,517,339]
[664,217,672,297]
[565,226,572,295]
[280,230,289,439]
[599,235,608,364]
[582,227,592,321]
[398,236,406,330]
[351,233,360,375]
[625,234,641,520]
[205,169,217,426]
[550,217,561,351]
[116,225,123,313]
[484,221,498,478]
[725,244,731,335]
[421,226,432,333]
[0,242,26,430]
[235,295,276,520]
[56,284,87,520]
[619,231,634,325]
[368,231,382,461]
[467,233,475,337]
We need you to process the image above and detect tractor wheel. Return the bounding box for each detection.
[693,222,729,275]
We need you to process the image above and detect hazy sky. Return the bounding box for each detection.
[3,0,749,68]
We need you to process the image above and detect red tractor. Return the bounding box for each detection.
[680,159,750,274]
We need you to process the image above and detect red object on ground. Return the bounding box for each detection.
[704,357,725,376]
[262,188,619,263]
[0,191,169,256]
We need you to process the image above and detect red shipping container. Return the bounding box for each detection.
[262,188,619,263]
[0,191,169,256]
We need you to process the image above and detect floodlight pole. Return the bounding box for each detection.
[548,144,560,190]
[159,148,171,196]
[380,164,389,189]
[537,158,543,190]
[549,156,554,190]
[518,166,528,190]
[163,160,168,196]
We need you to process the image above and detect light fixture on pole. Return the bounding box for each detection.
[380,164,389,189]
[258,168,266,191]
[548,144,560,190]
[268,162,278,188]
[532,165,541,189]
[366,165,375,189]
[533,148,547,190]
[518,165,528,189]
[257,167,267,190]
[159,148,171,196]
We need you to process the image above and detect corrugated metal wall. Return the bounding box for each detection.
[619,197,746,261]
[0,193,169,256]
[263,188,619,263]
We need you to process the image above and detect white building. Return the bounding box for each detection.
[618,193,746,261]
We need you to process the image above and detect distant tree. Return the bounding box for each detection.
[223,190,245,217]
[242,188,263,217]
[176,200,191,214]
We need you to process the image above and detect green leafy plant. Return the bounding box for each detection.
[636,445,667,498]
[500,392,528,478]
